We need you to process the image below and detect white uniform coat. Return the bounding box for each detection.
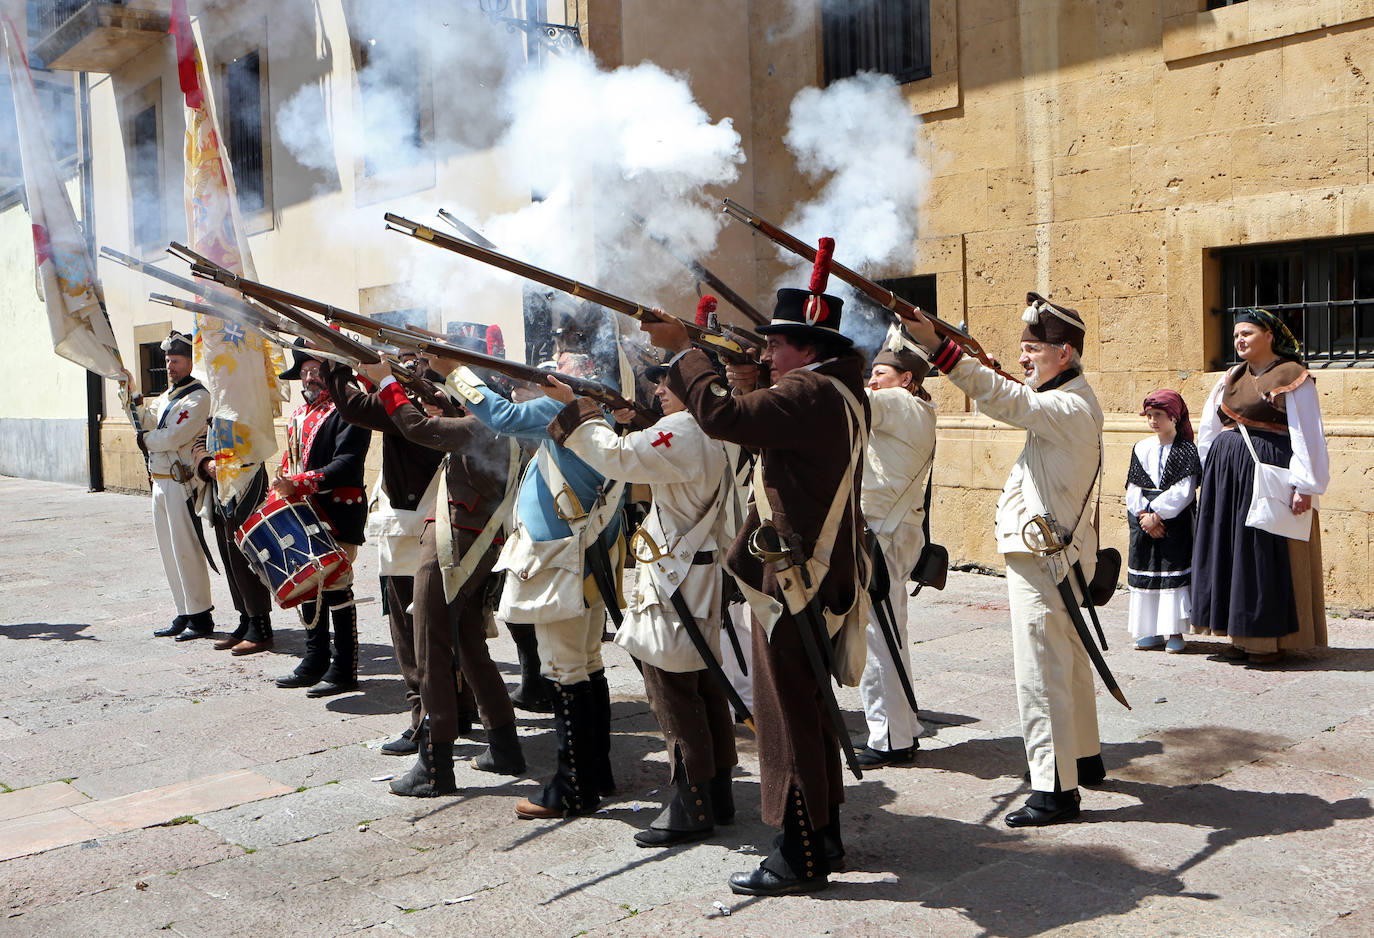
[944,356,1104,793]
[561,410,729,673]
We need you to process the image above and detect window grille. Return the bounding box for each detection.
[139,340,168,397]
[822,0,931,86]
[224,49,265,215]
[1214,237,1374,368]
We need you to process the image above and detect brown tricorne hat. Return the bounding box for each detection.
[1021,292,1085,355]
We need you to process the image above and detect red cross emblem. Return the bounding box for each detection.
[175,409,191,425]
[651,431,673,448]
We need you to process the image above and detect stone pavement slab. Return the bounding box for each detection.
[3,475,1373,937]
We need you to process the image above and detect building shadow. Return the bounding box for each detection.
[0,622,96,641]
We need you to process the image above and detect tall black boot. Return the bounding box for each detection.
[710,767,736,825]
[275,601,330,687]
[308,589,359,697]
[729,787,830,896]
[473,722,526,775]
[233,614,273,656]
[589,668,616,796]
[214,614,251,650]
[515,680,599,819]
[634,759,714,847]
[508,624,553,713]
[389,720,457,797]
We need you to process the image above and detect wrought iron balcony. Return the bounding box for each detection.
[30,0,169,73]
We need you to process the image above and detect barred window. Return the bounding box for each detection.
[224,49,266,215]
[822,0,931,86]
[139,340,168,397]
[1215,237,1374,368]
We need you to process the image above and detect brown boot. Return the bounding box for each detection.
[214,616,250,650]
[232,615,274,655]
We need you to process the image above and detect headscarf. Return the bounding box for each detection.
[1141,388,1193,443]
[1235,307,1303,362]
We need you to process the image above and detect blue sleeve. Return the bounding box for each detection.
[466,390,562,441]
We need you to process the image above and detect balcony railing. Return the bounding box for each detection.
[30,0,169,73]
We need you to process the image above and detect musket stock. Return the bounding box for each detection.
[720,198,1019,383]
[383,213,759,364]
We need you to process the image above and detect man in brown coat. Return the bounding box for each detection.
[642,242,870,896]
[357,356,524,796]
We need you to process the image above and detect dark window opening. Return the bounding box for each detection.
[139,340,168,397]
[844,274,938,362]
[1215,237,1374,368]
[823,0,931,86]
[369,307,425,330]
[224,49,265,215]
[347,6,424,177]
[1205,1,1247,10]
[129,103,160,248]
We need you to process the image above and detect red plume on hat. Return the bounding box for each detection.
[804,237,834,325]
[486,324,505,358]
[695,295,717,327]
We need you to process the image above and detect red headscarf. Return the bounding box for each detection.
[1141,389,1193,443]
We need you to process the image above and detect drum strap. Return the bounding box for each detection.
[435,438,522,603]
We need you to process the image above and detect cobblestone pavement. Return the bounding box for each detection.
[1,475,1371,937]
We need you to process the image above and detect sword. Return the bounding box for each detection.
[667,590,755,732]
[865,533,919,713]
[585,538,625,629]
[749,522,863,780]
[1054,576,1131,709]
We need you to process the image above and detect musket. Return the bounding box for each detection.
[187,264,650,418]
[383,213,761,364]
[627,210,769,328]
[721,198,1020,383]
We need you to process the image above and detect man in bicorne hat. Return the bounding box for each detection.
[273,339,371,697]
[900,292,1105,827]
[139,330,215,641]
[857,338,936,768]
[643,238,870,897]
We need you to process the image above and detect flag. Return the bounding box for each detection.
[3,17,126,383]
[170,0,286,505]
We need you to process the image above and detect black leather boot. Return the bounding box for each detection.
[589,668,616,796]
[508,624,553,713]
[232,615,273,655]
[308,590,359,697]
[389,721,457,797]
[214,615,251,650]
[729,787,830,896]
[473,722,526,775]
[175,608,215,642]
[1006,789,1081,827]
[381,727,418,756]
[275,601,330,688]
[515,680,598,818]
[634,767,714,847]
[154,615,189,638]
[710,767,735,825]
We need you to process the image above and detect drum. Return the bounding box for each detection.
[235,495,351,608]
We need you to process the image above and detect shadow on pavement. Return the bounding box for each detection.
[0,622,96,641]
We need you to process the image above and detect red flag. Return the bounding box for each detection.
[169,0,203,109]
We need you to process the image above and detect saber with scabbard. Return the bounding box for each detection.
[866,534,920,713]
[749,521,864,780]
[667,591,755,732]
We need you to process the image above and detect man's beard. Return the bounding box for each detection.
[302,382,327,404]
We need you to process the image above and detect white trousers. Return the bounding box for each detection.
[860,524,925,751]
[151,477,212,616]
[1005,551,1101,792]
[721,601,753,711]
[534,604,606,685]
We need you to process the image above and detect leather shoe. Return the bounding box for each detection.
[306,679,359,698]
[855,743,918,768]
[154,616,189,638]
[515,797,566,820]
[1006,795,1080,828]
[634,825,713,848]
[275,670,323,689]
[728,866,828,897]
[381,728,418,756]
[174,626,213,642]
[231,638,273,656]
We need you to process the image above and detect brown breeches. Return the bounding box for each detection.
[384,575,422,731]
[414,522,512,743]
[641,663,737,785]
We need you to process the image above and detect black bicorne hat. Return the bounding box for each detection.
[278,337,323,381]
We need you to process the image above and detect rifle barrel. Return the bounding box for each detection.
[628,211,769,327]
[720,199,1019,382]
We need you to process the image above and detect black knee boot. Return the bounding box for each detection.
[389,720,457,797]
[276,601,330,687]
[634,758,713,847]
[308,589,358,697]
[729,787,830,896]
[589,668,616,796]
[508,624,553,713]
[515,680,598,818]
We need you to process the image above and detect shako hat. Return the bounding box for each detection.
[161,330,193,358]
[278,336,324,381]
[757,237,853,349]
[1022,292,1085,354]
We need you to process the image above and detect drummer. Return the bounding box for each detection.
[272,339,371,698]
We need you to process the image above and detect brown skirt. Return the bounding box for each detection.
[1233,512,1328,653]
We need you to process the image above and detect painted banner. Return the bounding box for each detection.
[3,18,126,383]
[171,0,286,505]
